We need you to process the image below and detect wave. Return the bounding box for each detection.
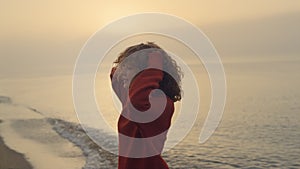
[47,118,118,169]
[0,95,117,169]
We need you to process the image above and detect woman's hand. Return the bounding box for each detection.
[147,51,163,70]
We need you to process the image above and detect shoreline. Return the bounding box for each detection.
[0,102,86,169]
[0,133,33,169]
[0,99,117,169]
[48,118,118,168]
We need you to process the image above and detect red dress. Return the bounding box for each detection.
[110,52,174,169]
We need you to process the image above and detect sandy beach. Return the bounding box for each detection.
[0,99,86,169]
[0,95,118,169]
[0,133,33,169]
[0,97,32,169]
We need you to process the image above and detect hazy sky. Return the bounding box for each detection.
[1,1,300,77]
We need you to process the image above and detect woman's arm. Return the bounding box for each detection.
[128,51,164,112]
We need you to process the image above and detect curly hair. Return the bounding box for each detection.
[113,42,183,102]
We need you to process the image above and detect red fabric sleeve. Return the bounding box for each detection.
[128,51,164,112]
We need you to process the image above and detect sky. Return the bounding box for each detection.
[1,0,300,78]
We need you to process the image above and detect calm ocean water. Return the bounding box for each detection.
[162,93,300,168]
[161,62,300,168]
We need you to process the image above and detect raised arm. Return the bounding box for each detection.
[128,51,164,112]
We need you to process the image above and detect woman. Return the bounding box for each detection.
[110,42,183,169]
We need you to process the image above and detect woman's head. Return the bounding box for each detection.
[113,42,183,102]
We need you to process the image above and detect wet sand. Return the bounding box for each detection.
[0,135,33,169]
[0,97,117,169]
[0,103,85,169]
